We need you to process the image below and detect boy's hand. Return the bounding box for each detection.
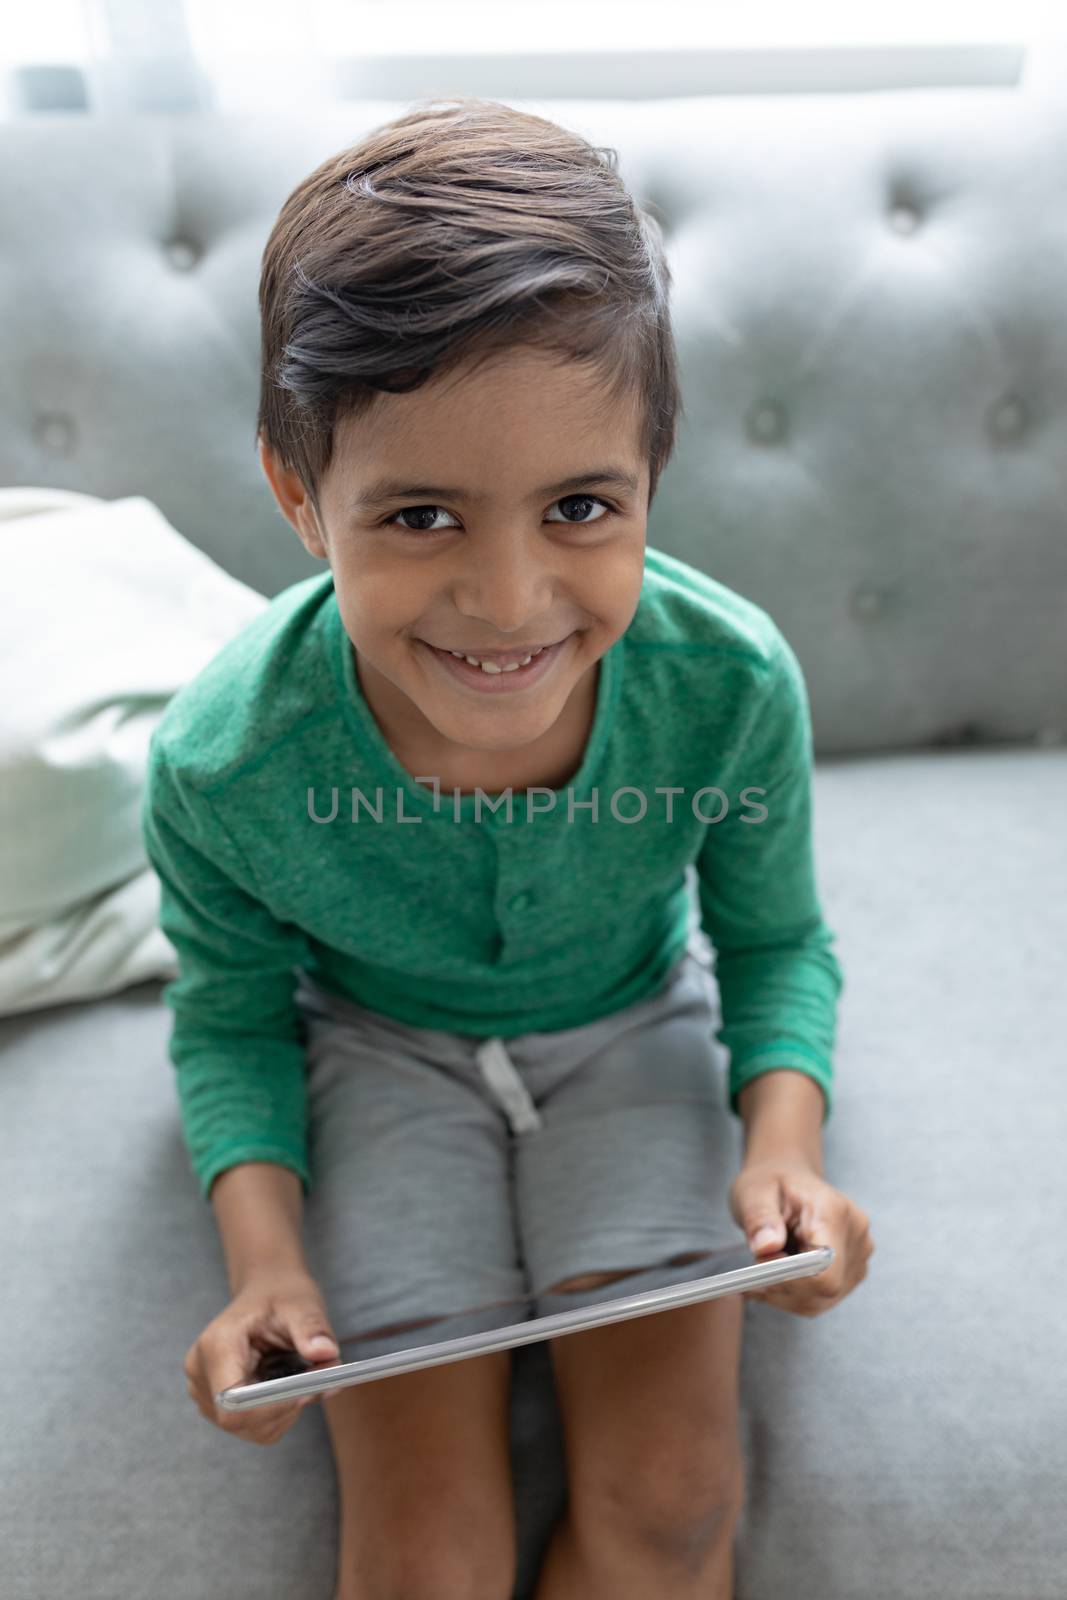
[729,1157,875,1317]
[183,1265,342,1446]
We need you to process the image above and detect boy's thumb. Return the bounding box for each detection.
[747,1217,785,1252]
[295,1318,339,1360]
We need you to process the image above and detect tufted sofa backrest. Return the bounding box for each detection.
[1,58,1065,754]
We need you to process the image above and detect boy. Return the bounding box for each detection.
[144,96,873,1600]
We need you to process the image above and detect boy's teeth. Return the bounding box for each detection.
[447,645,546,673]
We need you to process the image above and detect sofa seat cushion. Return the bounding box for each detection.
[1,745,1064,1599]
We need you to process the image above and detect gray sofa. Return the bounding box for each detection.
[3,56,1067,1600]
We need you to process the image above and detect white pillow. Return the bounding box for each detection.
[0,488,269,1016]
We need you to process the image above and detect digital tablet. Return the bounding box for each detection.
[217,1238,833,1412]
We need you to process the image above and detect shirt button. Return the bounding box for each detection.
[508,890,534,913]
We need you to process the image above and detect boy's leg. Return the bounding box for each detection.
[322,1348,516,1600]
[533,1276,745,1600]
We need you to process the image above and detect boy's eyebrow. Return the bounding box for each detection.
[349,467,641,511]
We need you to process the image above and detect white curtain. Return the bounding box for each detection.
[84,0,212,114]
[6,0,209,116]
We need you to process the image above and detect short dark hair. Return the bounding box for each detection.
[256,95,682,520]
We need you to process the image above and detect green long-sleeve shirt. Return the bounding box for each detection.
[141,544,844,1203]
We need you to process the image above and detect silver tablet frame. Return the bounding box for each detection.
[217,1246,833,1411]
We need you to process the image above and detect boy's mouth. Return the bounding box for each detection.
[418,636,569,667]
[417,633,573,690]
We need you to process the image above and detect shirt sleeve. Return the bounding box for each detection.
[140,739,313,1203]
[695,632,844,1125]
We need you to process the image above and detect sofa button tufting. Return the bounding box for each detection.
[989,394,1028,441]
[34,413,75,454]
[850,584,888,619]
[747,400,786,443]
[165,238,199,270]
[507,890,534,914]
[889,203,921,235]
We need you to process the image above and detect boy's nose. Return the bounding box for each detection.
[452,567,557,643]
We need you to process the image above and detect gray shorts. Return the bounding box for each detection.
[294,944,749,1360]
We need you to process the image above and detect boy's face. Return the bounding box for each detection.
[260,345,649,761]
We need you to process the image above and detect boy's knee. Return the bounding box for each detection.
[636,1478,744,1575]
[338,1521,516,1600]
[339,1558,513,1600]
[579,1452,744,1576]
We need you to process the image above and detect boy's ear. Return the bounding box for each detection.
[257,434,329,560]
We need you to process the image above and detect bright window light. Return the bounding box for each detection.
[4,0,1062,77]
[180,0,1063,61]
[0,1,91,66]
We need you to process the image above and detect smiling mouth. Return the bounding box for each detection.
[418,633,575,682]
[418,634,572,666]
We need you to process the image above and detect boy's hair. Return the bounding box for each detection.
[256,96,682,522]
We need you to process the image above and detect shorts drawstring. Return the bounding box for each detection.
[474,1036,543,1135]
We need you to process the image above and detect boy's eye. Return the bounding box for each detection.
[381,493,615,534]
